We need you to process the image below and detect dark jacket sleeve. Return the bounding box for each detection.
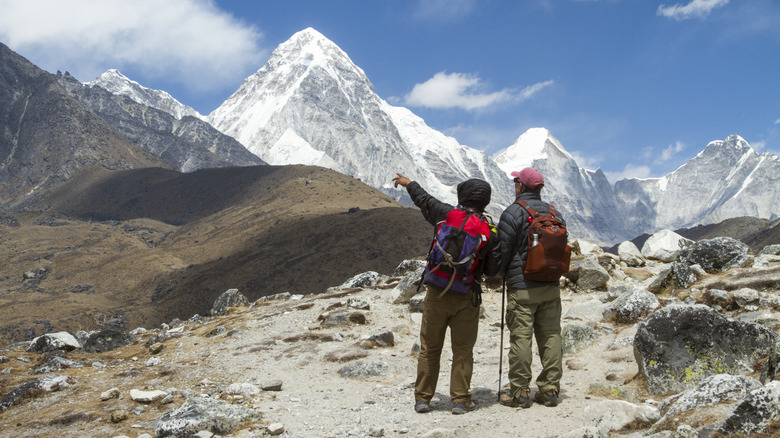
[405,181,453,226]
[480,219,501,277]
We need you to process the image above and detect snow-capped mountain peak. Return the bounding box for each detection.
[494,127,573,176]
[87,69,201,120]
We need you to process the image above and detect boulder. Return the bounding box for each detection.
[676,237,751,273]
[669,262,697,288]
[388,268,424,304]
[654,374,763,430]
[155,397,260,438]
[565,257,610,290]
[641,230,692,262]
[210,289,249,316]
[0,375,72,410]
[617,241,645,267]
[717,381,780,436]
[26,331,81,354]
[603,286,659,324]
[82,329,134,353]
[634,304,778,395]
[393,259,426,277]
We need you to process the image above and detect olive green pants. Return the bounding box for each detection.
[415,286,479,405]
[506,284,562,397]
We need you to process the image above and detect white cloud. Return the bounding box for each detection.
[404,72,552,111]
[775,118,780,124]
[658,141,686,162]
[657,0,729,21]
[0,0,266,92]
[603,164,653,183]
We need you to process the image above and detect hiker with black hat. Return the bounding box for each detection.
[498,167,568,409]
[393,173,501,415]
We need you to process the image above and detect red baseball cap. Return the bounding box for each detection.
[511,167,544,189]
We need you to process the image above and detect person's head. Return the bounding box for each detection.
[511,167,544,196]
[456,178,492,212]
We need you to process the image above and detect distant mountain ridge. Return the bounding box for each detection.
[3,27,777,244]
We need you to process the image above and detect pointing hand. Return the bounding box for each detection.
[392,173,411,188]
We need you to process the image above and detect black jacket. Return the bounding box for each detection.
[406,180,501,281]
[498,192,565,289]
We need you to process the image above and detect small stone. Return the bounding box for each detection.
[101,387,121,401]
[130,389,168,403]
[110,410,130,423]
[369,427,385,437]
[262,380,283,391]
[149,343,164,354]
[267,422,285,435]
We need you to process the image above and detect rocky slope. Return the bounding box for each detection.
[1,237,778,438]
[0,165,432,346]
[57,71,265,172]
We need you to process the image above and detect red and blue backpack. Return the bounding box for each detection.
[422,207,492,295]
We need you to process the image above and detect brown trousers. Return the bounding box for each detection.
[414,285,479,405]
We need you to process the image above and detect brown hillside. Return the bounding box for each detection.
[0,165,434,345]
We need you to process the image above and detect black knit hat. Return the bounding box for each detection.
[456,178,492,212]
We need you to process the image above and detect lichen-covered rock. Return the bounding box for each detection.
[676,237,751,273]
[562,324,601,355]
[337,271,386,289]
[155,397,260,438]
[670,262,697,288]
[654,374,763,430]
[210,288,249,316]
[717,381,780,436]
[634,305,778,395]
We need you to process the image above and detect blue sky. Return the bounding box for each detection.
[1,0,778,182]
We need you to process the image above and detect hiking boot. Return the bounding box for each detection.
[534,388,559,407]
[451,400,476,415]
[499,387,533,409]
[415,401,431,413]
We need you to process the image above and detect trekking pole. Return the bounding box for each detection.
[497,276,506,402]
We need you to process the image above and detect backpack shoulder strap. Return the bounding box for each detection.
[515,199,539,218]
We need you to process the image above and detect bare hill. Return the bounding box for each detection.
[0,165,433,345]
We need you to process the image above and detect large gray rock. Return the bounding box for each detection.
[564,299,607,323]
[641,230,692,262]
[82,329,134,353]
[603,286,659,324]
[676,237,751,273]
[669,262,697,288]
[717,381,780,436]
[0,375,72,410]
[393,260,426,277]
[336,271,386,289]
[155,397,260,438]
[26,332,81,354]
[617,241,645,267]
[634,305,778,395]
[566,257,610,290]
[388,268,424,304]
[211,289,249,316]
[654,374,763,431]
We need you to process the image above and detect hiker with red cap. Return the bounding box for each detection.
[497,167,569,409]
